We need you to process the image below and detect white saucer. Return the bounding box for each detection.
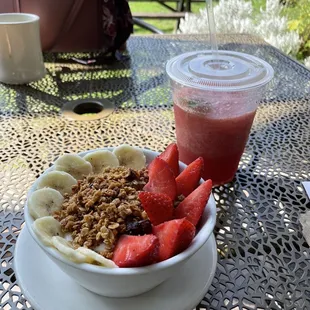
[14,227,217,310]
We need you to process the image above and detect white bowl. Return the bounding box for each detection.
[24,147,217,298]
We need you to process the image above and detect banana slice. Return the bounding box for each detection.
[28,188,64,220]
[54,154,92,180]
[32,216,63,247]
[52,236,86,263]
[64,233,73,242]
[83,150,119,174]
[113,145,146,170]
[37,171,77,195]
[94,243,106,253]
[76,247,118,268]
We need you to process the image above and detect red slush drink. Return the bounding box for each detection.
[166,50,274,186]
[174,98,256,185]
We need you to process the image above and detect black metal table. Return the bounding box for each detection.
[1,34,310,310]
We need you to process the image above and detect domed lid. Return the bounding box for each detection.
[166,50,274,92]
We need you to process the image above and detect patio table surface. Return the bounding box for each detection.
[0,34,310,310]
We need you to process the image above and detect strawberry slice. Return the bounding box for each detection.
[112,234,159,267]
[144,157,177,200]
[153,218,196,262]
[176,157,204,197]
[139,192,173,226]
[158,143,179,176]
[174,179,212,226]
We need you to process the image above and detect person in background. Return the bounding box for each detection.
[0,0,133,53]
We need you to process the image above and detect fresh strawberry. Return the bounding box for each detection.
[153,218,196,262]
[176,157,204,197]
[139,192,173,226]
[112,234,159,267]
[175,157,203,197]
[158,143,179,176]
[144,157,177,200]
[174,179,212,226]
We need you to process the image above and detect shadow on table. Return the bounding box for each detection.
[0,54,167,117]
[1,36,309,117]
[127,36,310,103]
[212,104,310,262]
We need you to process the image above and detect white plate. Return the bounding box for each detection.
[14,227,217,310]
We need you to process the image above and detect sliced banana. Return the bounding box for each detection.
[28,188,64,220]
[94,243,106,253]
[64,233,73,242]
[52,236,86,263]
[83,150,119,174]
[32,216,63,247]
[37,171,77,195]
[54,154,92,180]
[76,247,118,268]
[113,144,146,170]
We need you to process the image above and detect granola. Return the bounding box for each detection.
[54,166,149,259]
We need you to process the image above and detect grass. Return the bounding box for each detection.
[129,2,206,34]
[252,0,266,12]
[129,0,267,34]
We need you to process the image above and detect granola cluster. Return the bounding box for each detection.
[54,167,149,259]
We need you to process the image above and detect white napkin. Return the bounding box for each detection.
[303,182,310,199]
[299,182,310,245]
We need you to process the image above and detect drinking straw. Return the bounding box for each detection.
[205,0,219,59]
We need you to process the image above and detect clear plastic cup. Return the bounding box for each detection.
[166,50,274,186]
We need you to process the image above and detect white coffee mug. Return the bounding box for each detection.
[0,13,46,84]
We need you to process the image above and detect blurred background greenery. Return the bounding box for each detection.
[284,0,310,60]
[129,0,310,62]
[130,2,205,34]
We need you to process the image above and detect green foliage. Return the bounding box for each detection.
[129,2,206,34]
[252,0,266,13]
[284,0,310,59]
[130,0,309,61]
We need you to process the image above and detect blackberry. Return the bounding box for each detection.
[126,219,152,235]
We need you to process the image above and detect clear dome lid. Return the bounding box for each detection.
[166,50,274,92]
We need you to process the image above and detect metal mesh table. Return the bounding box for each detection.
[1,34,310,310]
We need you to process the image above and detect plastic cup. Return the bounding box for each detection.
[166,50,274,186]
